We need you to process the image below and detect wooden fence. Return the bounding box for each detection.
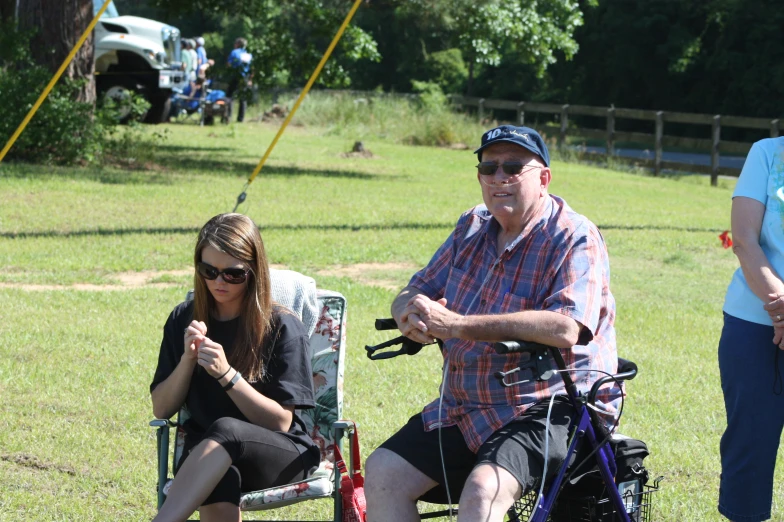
[451,95,782,186]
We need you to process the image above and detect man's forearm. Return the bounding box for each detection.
[453,310,581,349]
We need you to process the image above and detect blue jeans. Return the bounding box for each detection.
[718,313,784,521]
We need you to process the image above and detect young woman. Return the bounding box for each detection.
[150,213,319,522]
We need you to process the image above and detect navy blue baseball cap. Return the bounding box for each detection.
[474,125,550,167]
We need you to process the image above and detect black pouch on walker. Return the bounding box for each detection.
[554,435,650,521]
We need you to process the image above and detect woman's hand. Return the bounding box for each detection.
[197,337,230,378]
[764,293,784,325]
[183,320,207,362]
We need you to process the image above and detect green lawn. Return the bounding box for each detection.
[0,120,767,521]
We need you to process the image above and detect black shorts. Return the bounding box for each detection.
[379,397,577,503]
[180,417,320,506]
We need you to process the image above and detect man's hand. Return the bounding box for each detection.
[394,294,435,344]
[413,296,461,340]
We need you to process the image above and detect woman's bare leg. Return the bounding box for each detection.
[152,439,232,522]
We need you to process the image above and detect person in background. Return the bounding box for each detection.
[150,213,320,522]
[227,37,253,123]
[187,39,199,78]
[718,136,784,522]
[180,39,194,82]
[195,36,208,70]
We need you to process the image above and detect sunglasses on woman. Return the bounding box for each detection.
[476,161,542,176]
[197,261,250,284]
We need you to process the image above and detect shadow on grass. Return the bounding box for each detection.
[0,159,388,184]
[1,223,727,239]
[0,222,456,239]
[155,156,389,180]
[155,144,235,153]
[597,224,725,233]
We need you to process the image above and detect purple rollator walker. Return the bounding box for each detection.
[367,319,657,522]
[493,341,638,522]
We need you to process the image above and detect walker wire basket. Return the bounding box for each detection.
[510,476,663,522]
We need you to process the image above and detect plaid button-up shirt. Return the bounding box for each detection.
[411,195,621,452]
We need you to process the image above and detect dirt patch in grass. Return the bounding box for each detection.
[1,454,77,476]
[0,268,193,291]
[316,262,417,290]
[0,265,295,292]
[0,263,410,291]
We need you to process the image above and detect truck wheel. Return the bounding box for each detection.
[145,94,172,124]
[98,78,139,123]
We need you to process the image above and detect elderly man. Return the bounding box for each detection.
[364,125,621,522]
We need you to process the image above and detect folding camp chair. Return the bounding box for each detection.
[150,280,352,521]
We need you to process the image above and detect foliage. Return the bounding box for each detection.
[410,80,448,112]
[0,63,102,164]
[422,48,468,94]
[150,0,380,90]
[507,0,784,119]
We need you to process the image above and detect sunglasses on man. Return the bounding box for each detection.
[197,261,250,284]
[476,161,542,176]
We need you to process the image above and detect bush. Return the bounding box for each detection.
[423,48,468,94]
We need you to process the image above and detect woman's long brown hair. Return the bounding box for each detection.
[193,213,273,383]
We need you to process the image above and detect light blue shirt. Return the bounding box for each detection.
[724,137,784,325]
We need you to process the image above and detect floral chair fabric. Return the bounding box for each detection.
[160,288,348,514]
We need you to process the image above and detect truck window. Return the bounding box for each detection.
[94,0,119,18]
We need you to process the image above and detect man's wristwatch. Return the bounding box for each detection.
[223,370,242,391]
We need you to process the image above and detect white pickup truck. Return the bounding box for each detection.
[93,0,186,123]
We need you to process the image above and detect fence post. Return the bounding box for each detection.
[559,104,569,150]
[478,98,485,123]
[771,119,780,138]
[655,111,664,176]
[606,107,615,157]
[711,115,721,187]
[517,102,525,126]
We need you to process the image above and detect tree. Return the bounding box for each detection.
[17,0,95,103]
[396,0,590,94]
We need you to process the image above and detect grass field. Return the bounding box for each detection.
[0,118,774,521]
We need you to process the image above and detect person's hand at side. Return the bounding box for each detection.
[184,320,207,362]
[197,337,231,378]
[413,297,461,340]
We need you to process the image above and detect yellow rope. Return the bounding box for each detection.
[0,0,114,164]
[246,0,364,186]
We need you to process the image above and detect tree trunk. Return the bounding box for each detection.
[0,0,16,24]
[18,0,95,104]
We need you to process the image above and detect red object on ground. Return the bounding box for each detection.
[719,230,733,249]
